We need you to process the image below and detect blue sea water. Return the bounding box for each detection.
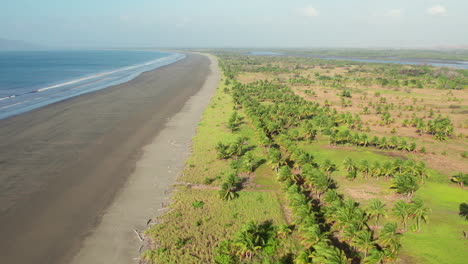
[0,50,185,119]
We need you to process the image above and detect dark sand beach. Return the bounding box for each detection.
[0,53,216,264]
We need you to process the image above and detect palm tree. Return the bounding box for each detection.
[278,166,295,182]
[229,136,249,160]
[381,161,394,181]
[219,182,238,201]
[219,174,241,201]
[366,199,386,226]
[393,200,411,231]
[299,223,329,249]
[268,148,282,173]
[311,242,351,264]
[364,248,386,264]
[370,161,382,179]
[294,250,311,264]
[233,221,264,259]
[351,229,374,258]
[360,133,369,147]
[321,159,337,176]
[391,173,419,199]
[242,151,256,172]
[415,161,428,184]
[277,224,292,238]
[343,157,355,172]
[216,142,231,159]
[358,159,370,179]
[296,152,315,171]
[346,169,357,181]
[378,222,401,257]
[409,198,430,232]
[451,172,468,188]
[313,173,332,200]
[342,221,360,243]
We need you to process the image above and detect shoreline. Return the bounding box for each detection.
[70,54,220,263]
[0,51,185,120]
[0,53,216,264]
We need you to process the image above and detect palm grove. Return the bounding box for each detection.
[210,55,433,264]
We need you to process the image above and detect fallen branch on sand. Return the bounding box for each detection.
[133,228,144,242]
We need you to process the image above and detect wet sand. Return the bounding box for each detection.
[71,54,219,263]
[0,53,216,264]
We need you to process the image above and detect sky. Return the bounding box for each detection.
[1,0,467,48]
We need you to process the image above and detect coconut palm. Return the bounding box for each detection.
[233,221,265,259]
[296,152,315,171]
[451,172,468,188]
[277,224,292,238]
[409,198,430,232]
[278,166,296,182]
[242,151,256,172]
[351,229,374,258]
[343,157,356,172]
[358,159,370,179]
[378,222,401,257]
[391,173,419,199]
[268,148,282,173]
[299,223,329,249]
[229,136,249,160]
[366,199,386,226]
[219,174,241,201]
[313,173,332,200]
[294,250,311,264]
[363,247,386,264]
[370,161,382,179]
[393,200,411,231]
[381,161,394,181]
[215,142,231,159]
[342,221,360,243]
[321,159,337,176]
[311,242,351,264]
[415,161,428,184]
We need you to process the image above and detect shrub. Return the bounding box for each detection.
[192,201,205,209]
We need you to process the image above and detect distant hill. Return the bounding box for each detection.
[0,38,44,50]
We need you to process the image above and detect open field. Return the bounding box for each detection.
[144,53,467,264]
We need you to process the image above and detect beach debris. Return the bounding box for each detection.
[146,218,152,227]
[138,245,144,253]
[133,228,144,242]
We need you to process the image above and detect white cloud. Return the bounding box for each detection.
[300,6,319,17]
[385,9,402,18]
[427,5,447,16]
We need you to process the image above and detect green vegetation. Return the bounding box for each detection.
[144,53,467,264]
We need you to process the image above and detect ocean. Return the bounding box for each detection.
[0,50,185,119]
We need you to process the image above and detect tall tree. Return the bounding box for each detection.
[366,199,386,226]
[351,230,374,259]
[378,222,401,257]
[393,200,411,231]
[391,173,419,199]
[410,198,430,232]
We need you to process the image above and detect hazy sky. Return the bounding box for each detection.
[1,0,467,48]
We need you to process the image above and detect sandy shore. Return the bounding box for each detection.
[0,53,218,264]
[70,54,219,263]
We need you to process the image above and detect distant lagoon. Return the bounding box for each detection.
[248,51,468,70]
